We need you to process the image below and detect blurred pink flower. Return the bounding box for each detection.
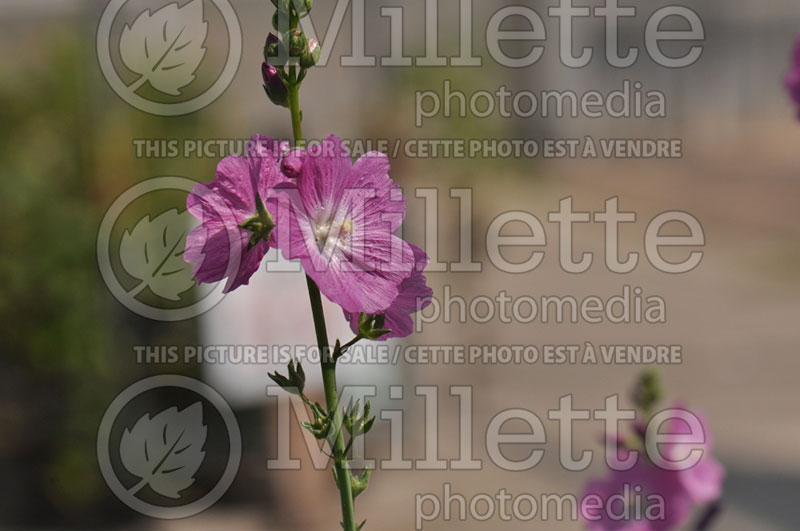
[581,407,724,531]
[786,35,800,114]
[582,461,692,531]
[656,409,725,506]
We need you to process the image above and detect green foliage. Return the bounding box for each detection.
[0,25,209,524]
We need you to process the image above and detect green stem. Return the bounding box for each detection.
[288,67,305,149]
[340,334,365,354]
[287,72,357,531]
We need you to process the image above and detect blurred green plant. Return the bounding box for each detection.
[0,22,208,526]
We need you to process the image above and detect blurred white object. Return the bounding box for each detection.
[201,249,397,408]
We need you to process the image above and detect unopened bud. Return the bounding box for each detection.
[281,149,306,179]
[289,30,308,58]
[632,369,662,413]
[272,10,292,32]
[262,62,289,108]
[270,0,291,14]
[296,0,313,17]
[263,33,283,62]
[300,39,321,69]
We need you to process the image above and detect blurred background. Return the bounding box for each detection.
[1,0,799,529]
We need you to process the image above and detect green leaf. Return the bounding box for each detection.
[350,468,372,499]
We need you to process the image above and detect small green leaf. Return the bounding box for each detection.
[350,468,372,499]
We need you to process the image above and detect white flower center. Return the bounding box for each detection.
[314,217,353,250]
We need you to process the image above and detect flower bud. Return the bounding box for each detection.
[296,0,313,17]
[787,36,800,116]
[272,10,292,32]
[631,369,661,413]
[263,33,283,62]
[300,39,321,69]
[262,62,289,108]
[281,149,306,179]
[270,0,291,14]
[289,30,308,58]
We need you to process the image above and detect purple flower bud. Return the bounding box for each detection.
[264,32,282,62]
[262,62,289,108]
[281,149,306,179]
[787,35,800,115]
[261,62,276,86]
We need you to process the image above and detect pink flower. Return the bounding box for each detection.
[581,407,724,531]
[787,35,800,114]
[655,409,725,506]
[270,136,417,315]
[344,243,433,340]
[185,135,289,293]
[582,460,693,531]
